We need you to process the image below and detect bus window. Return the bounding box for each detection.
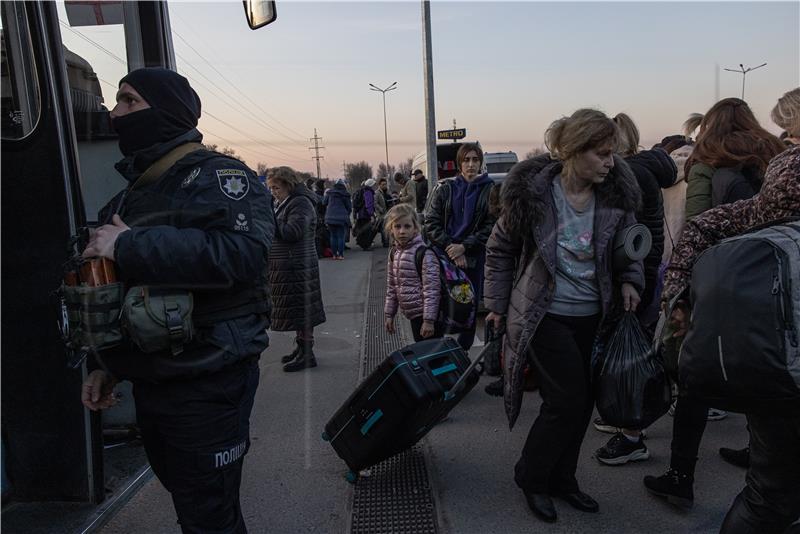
[57,0,129,223]
[1,2,41,140]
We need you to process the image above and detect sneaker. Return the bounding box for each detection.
[643,468,694,509]
[596,433,650,465]
[668,400,677,416]
[484,377,503,397]
[592,417,619,434]
[707,408,728,421]
[719,447,750,468]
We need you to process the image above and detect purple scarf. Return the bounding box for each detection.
[447,173,493,240]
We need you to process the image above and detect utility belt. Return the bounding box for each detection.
[60,258,269,357]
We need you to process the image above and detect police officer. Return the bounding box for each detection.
[80,67,274,533]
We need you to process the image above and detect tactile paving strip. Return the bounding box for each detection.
[349,250,439,534]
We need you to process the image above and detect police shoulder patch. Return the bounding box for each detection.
[216,169,250,201]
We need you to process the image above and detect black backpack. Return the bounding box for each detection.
[352,188,365,217]
[679,220,800,415]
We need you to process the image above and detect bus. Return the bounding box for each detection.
[1,1,273,527]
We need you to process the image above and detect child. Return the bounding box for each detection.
[383,204,442,342]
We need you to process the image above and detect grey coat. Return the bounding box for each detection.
[269,185,326,331]
[484,154,644,428]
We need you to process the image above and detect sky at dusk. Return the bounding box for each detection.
[59,1,799,177]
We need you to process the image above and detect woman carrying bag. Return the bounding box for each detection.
[484,108,643,524]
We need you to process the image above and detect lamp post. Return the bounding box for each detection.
[369,82,397,184]
[723,62,767,100]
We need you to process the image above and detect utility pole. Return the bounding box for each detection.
[341,160,347,177]
[309,129,324,180]
[723,62,767,100]
[422,0,437,189]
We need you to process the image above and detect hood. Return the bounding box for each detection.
[291,184,319,205]
[758,145,800,215]
[626,148,678,188]
[500,153,641,239]
[328,184,350,197]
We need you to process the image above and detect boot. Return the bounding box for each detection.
[280,338,301,364]
[283,339,317,372]
[484,377,503,397]
[643,468,694,509]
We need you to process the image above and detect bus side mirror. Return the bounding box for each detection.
[243,0,277,30]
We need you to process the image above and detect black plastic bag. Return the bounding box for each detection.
[593,312,671,430]
[482,322,503,377]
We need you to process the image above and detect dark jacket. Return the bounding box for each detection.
[484,154,643,428]
[97,143,274,381]
[269,185,326,331]
[664,146,800,303]
[625,148,677,309]
[685,162,762,219]
[424,177,497,268]
[414,178,429,213]
[323,183,352,226]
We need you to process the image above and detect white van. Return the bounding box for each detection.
[484,151,518,174]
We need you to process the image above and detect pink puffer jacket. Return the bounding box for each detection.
[384,234,441,322]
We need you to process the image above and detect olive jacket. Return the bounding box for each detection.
[484,154,643,428]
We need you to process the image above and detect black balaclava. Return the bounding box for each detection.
[112,67,202,156]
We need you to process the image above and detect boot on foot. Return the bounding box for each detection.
[280,338,301,364]
[283,340,318,372]
[643,468,694,509]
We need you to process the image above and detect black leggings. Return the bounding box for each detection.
[514,313,600,494]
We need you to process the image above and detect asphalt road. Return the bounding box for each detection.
[99,246,752,534]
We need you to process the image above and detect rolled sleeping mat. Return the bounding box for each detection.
[612,223,652,271]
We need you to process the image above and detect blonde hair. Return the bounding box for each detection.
[683,113,704,138]
[772,87,800,137]
[544,108,618,176]
[613,113,640,157]
[267,166,303,188]
[384,204,419,237]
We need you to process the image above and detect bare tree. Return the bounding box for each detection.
[525,146,547,159]
[397,156,413,178]
[376,162,396,181]
[345,161,372,191]
[256,162,269,176]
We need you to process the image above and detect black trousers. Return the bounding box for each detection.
[720,413,800,534]
[514,313,600,494]
[669,395,709,474]
[134,358,260,534]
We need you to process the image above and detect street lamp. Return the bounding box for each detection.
[369,82,397,184]
[723,62,767,100]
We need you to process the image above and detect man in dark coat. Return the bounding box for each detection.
[80,68,273,534]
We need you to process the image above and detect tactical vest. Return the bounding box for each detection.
[116,148,271,327]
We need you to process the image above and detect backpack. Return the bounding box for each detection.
[352,188,365,217]
[408,245,476,333]
[678,220,800,416]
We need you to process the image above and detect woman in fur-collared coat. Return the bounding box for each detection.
[483,109,643,523]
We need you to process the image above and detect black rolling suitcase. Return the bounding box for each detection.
[323,337,482,481]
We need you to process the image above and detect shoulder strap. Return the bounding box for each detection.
[131,142,205,191]
[414,245,428,276]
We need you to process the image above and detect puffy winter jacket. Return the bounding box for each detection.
[323,183,352,226]
[269,185,326,331]
[625,148,677,310]
[384,234,441,322]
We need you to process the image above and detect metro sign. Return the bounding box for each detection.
[437,128,467,140]
[65,0,124,27]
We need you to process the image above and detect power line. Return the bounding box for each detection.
[204,109,308,165]
[174,54,308,160]
[171,27,308,144]
[58,20,126,65]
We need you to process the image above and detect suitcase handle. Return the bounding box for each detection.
[443,343,490,401]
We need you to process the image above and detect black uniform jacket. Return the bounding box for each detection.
[96,145,275,381]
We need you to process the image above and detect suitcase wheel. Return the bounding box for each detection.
[345,470,359,484]
[321,431,330,442]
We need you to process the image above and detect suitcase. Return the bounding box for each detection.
[323,337,482,481]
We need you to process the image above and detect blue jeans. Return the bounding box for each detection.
[328,224,346,257]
